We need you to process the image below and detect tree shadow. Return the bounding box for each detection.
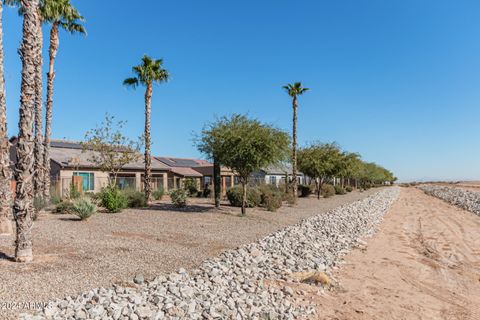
[140,202,213,213]
[0,251,15,262]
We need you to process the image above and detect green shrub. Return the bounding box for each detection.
[50,193,62,205]
[98,187,128,213]
[226,186,261,207]
[69,184,81,199]
[262,191,283,212]
[54,201,75,214]
[282,191,296,205]
[72,197,97,220]
[257,184,284,211]
[152,188,164,200]
[321,184,336,198]
[123,190,147,208]
[334,185,346,195]
[183,178,198,196]
[298,185,312,198]
[170,188,188,207]
[345,186,353,192]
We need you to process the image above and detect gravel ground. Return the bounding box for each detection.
[418,184,480,216]
[22,188,399,320]
[0,189,380,319]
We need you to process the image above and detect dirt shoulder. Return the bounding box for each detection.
[313,187,480,320]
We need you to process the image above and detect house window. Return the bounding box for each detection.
[224,176,232,187]
[73,172,94,191]
[269,176,277,185]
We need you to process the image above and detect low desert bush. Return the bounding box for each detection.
[98,187,128,213]
[321,184,336,198]
[226,186,261,208]
[258,184,283,211]
[282,191,296,205]
[183,178,198,196]
[152,188,164,200]
[334,185,346,195]
[69,184,81,200]
[345,186,353,192]
[49,193,62,205]
[170,188,188,207]
[298,184,312,198]
[33,196,48,220]
[54,201,75,214]
[72,197,97,220]
[123,190,147,208]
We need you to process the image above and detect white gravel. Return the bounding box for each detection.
[22,187,399,320]
[418,185,480,216]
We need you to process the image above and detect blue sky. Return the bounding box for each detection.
[2,0,480,182]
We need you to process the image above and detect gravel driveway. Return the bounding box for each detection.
[0,189,379,318]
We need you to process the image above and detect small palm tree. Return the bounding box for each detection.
[14,0,42,263]
[124,56,169,202]
[41,0,85,201]
[0,0,12,235]
[283,82,309,202]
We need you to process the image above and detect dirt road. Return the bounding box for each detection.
[315,187,480,320]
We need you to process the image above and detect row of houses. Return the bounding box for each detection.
[36,140,305,197]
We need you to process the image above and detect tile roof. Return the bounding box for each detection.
[49,140,170,171]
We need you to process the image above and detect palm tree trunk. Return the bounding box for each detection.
[144,83,153,202]
[0,1,12,235]
[14,0,40,263]
[43,22,59,201]
[292,96,298,202]
[213,157,220,208]
[33,15,43,196]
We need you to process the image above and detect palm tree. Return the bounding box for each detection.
[0,0,12,235]
[124,56,169,202]
[6,0,46,199]
[283,82,309,202]
[14,0,41,262]
[41,0,85,201]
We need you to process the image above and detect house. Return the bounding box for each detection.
[155,157,205,190]
[251,164,304,187]
[156,157,238,193]
[48,140,171,196]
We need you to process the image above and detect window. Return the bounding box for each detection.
[73,172,94,191]
[224,176,232,188]
[269,176,277,185]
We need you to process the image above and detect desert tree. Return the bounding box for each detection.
[14,0,41,262]
[199,114,290,215]
[82,114,142,188]
[195,116,232,208]
[123,55,169,202]
[283,82,308,201]
[0,0,12,235]
[297,142,342,199]
[41,0,85,201]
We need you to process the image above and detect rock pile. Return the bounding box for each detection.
[23,188,399,320]
[418,185,480,216]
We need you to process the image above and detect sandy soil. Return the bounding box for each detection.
[312,187,480,320]
[0,189,378,318]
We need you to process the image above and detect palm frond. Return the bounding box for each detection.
[123,77,139,89]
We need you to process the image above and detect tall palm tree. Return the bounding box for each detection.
[41,0,85,200]
[14,0,41,262]
[283,82,309,202]
[124,56,169,202]
[0,0,12,235]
